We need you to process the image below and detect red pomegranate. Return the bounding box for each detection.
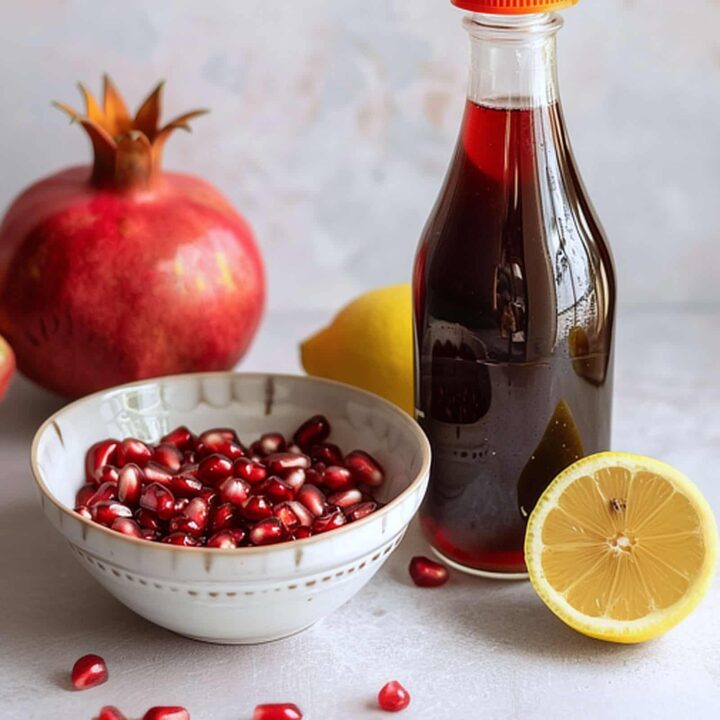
[0,77,265,397]
[0,333,15,400]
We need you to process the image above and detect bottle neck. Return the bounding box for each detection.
[464,12,562,109]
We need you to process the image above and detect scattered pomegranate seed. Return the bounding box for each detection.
[116,438,153,467]
[253,702,303,720]
[293,414,330,450]
[345,450,385,487]
[85,440,119,483]
[160,425,196,451]
[142,708,190,720]
[70,653,108,690]
[409,556,449,587]
[79,418,385,547]
[96,706,127,720]
[377,680,411,712]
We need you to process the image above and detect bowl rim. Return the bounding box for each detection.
[30,371,431,556]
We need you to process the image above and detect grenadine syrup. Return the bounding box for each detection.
[413,8,615,577]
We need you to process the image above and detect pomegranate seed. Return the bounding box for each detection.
[141,528,159,541]
[161,533,200,547]
[152,444,183,472]
[170,474,204,498]
[85,440,119,483]
[347,501,378,522]
[88,481,118,506]
[91,501,132,526]
[234,457,268,485]
[274,501,313,530]
[293,527,312,539]
[168,515,203,537]
[218,476,250,506]
[96,707,127,720]
[196,454,234,484]
[143,461,174,486]
[198,486,219,507]
[409,556,449,587]
[136,508,162,531]
[196,429,245,460]
[242,495,274,521]
[116,438,153,467]
[254,432,286,456]
[304,468,323,486]
[139,483,176,520]
[182,451,197,465]
[174,497,190,514]
[74,505,92,520]
[322,466,354,492]
[265,477,294,503]
[310,442,343,466]
[117,464,143,505]
[160,425,196,451]
[71,653,108,690]
[253,703,303,720]
[345,450,385,487]
[142,707,190,720]
[378,680,410,712]
[76,483,97,506]
[293,414,330,450]
[266,452,310,473]
[184,497,209,527]
[206,530,239,548]
[92,464,120,486]
[210,502,239,532]
[296,485,327,517]
[249,517,286,546]
[311,509,347,534]
[229,527,247,544]
[287,443,303,454]
[110,517,143,538]
[327,488,363,509]
[282,467,306,492]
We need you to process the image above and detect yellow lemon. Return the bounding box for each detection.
[300,284,413,414]
[525,452,717,643]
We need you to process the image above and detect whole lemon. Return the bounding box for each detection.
[300,284,413,414]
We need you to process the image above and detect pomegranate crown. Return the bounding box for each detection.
[54,75,208,190]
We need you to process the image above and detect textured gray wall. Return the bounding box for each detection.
[1,0,718,311]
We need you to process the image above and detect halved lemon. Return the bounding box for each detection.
[525,452,718,643]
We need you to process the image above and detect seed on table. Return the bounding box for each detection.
[70,653,108,690]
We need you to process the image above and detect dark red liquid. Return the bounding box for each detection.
[413,100,615,575]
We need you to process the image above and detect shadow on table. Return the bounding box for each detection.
[386,519,646,662]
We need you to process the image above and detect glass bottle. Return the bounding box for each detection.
[413,1,616,578]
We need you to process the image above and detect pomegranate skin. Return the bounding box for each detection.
[0,167,265,397]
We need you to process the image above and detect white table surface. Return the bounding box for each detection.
[1,307,718,720]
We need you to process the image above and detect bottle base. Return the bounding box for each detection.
[431,546,529,581]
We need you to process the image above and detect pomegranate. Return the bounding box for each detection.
[408,556,449,588]
[77,416,386,546]
[0,334,15,400]
[70,653,108,690]
[252,703,303,720]
[377,681,411,712]
[0,77,264,397]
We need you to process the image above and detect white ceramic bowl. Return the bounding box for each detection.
[31,373,430,644]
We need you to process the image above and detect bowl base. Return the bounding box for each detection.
[172,619,321,645]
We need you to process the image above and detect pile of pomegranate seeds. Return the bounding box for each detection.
[408,556,449,587]
[377,680,411,713]
[71,653,108,690]
[76,415,385,548]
